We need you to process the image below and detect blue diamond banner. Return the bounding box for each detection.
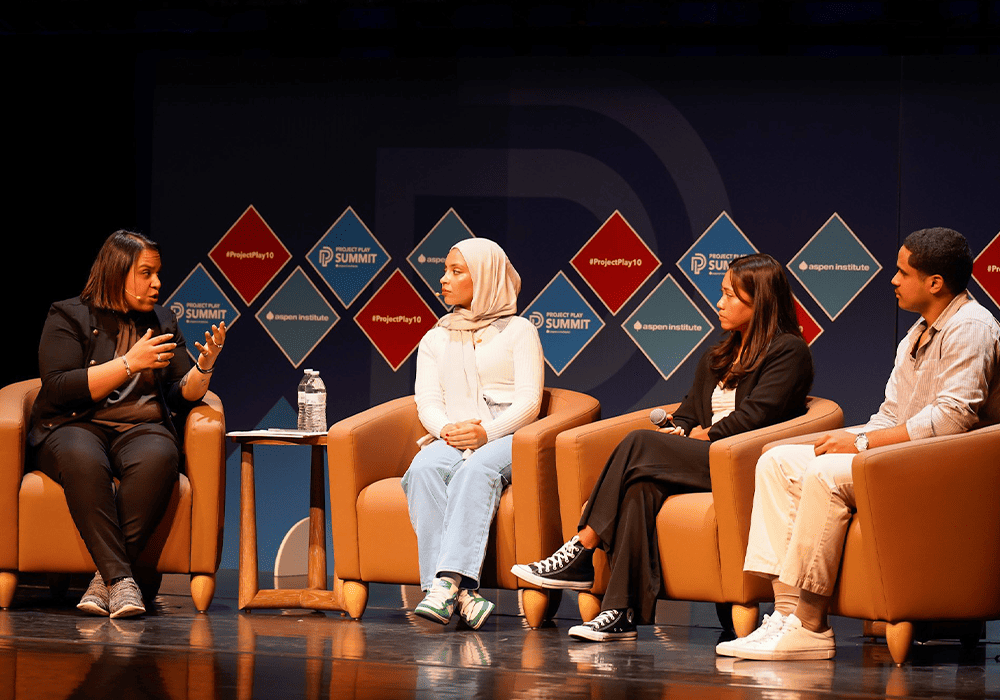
[622,275,714,381]
[164,264,241,361]
[788,213,882,321]
[306,207,390,308]
[678,212,758,306]
[256,267,340,368]
[521,272,604,376]
[407,208,475,307]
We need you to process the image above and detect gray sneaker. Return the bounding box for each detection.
[109,577,146,619]
[77,572,110,616]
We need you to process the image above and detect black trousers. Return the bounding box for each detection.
[579,429,711,624]
[34,421,180,582]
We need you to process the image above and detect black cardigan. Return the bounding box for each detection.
[670,332,814,441]
[29,297,195,447]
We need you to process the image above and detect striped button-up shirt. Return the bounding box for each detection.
[865,292,1000,439]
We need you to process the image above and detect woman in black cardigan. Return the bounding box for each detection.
[31,231,227,619]
[512,253,813,641]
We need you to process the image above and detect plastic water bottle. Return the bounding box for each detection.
[308,371,327,432]
[297,369,314,431]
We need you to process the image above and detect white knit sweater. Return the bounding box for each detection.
[415,316,544,443]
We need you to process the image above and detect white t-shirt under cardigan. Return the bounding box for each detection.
[415,316,544,444]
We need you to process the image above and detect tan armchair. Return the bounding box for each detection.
[767,423,1000,664]
[327,387,601,627]
[0,378,226,612]
[550,396,843,636]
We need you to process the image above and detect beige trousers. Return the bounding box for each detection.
[743,444,856,596]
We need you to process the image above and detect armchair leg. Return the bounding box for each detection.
[886,621,915,665]
[0,572,16,609]
[342,580,369,619]
[577,592,602,623]
[191,574,217,612]
[732,604,759,638]
[521,589,550,629]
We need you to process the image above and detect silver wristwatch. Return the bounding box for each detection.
[854,432,869,452]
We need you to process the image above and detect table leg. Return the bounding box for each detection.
[239,444,259,609]
[308,445,327,590]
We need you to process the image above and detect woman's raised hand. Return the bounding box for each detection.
[125,329,176,372]
[194,321,227,371]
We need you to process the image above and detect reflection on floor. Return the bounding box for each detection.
[1,575,998,699]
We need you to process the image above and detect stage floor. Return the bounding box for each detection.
[1,575,998,699]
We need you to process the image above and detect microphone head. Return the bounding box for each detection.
[649,408,667,427]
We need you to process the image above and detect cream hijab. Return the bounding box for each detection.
[436,238,521,426]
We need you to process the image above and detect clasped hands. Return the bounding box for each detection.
[441,419,488,451]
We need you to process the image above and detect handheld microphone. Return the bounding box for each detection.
[649,408,676,428]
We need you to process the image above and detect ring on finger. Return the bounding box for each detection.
[156,353,161,362]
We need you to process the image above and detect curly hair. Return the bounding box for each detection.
[902,227,972,295]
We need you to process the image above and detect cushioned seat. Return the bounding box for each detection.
[0,378,226,611]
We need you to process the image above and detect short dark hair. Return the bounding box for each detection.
[80,230,160,312]
[902,227,973,295]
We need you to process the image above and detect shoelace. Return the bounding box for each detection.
[535,541,579,573]
[587,610,619,628]
[744,615,790,647]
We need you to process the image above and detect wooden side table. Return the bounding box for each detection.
[228,431,347,612]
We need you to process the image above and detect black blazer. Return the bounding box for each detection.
[29,297,195,447]
[671,332,814,441]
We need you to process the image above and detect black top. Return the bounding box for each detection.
[29,296,195,447]
[671,332,814,441]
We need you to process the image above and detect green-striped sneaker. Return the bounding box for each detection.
[457,589,495,630]
[414,577,459,624]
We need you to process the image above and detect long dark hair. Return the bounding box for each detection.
[80,230,160,312]
[707,253,801,388]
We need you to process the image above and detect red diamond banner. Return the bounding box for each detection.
[793,296,823,346]
[973,230,1000,310]
[355,270,439,371]
[209,205,292,306]
[570,211,661,314]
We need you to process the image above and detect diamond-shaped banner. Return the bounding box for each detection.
[306,207,390,308]
[622,274,714,381]
[570,210,661,314]
[355,270,439,371]
[972,229,1000,311]
[164,264,241,361]
[521,272,604,376]
[255,267,339,368]
[787,213,882,321]
[793,295,823,346]
[209,205,292,306]
[678,212,759,307]
[407,209,475,308]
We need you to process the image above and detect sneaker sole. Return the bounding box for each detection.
[715,641,742,657]
[414,605,453,625]
[510,565,593,591]
[110,604,145,619]
[77,600,109,617]
[568,625,638,642]
[733,646,835,661]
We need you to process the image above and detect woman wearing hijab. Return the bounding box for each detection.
[401,238,544,629]
[512,254,813,642]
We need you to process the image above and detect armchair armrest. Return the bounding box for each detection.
[511,388,600,565]
[0,379,41,570]
[554,403,678,541]
[327,396,425,580]
[851,424,1000,622]
[712,397,843,601]
[183,391,226,573]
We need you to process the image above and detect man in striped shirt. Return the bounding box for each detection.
[718,227,1000,661]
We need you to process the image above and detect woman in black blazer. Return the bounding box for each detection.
[512,254,813,641]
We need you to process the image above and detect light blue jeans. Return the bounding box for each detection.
[400,435,513,591]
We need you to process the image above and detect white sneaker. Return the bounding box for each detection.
[715,611,785,657]
[731,613,836,661]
